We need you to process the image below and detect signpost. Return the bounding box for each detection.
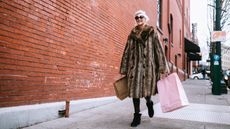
[211,0,223,95]
[212,54,221,95]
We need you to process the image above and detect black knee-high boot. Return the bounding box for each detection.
[145,96,154,118]
[131,98,141,127]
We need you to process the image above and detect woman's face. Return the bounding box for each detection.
[135,15,146,26]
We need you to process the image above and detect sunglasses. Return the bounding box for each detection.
[135,16,144,20]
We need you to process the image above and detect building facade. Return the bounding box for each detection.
[222,45,230,70]
[0,0,194,107]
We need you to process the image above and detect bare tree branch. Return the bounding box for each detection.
[220,0,230,29]
[206,0,230,54]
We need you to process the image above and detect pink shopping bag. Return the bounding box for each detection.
[157,73,189,113]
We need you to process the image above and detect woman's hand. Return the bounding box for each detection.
[160,70,170,79]
[160,73,168,79]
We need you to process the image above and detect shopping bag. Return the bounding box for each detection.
[157,73,189,112]
[114,76,128,100]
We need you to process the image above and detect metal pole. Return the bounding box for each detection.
[212,0,222,95]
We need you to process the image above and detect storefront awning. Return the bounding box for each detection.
[187,52,201,61]
[185,38,200,53]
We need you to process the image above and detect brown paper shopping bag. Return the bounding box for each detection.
[114,76,128,100]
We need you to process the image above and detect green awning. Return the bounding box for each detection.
[187,52,202,61]
[185,38,200,53]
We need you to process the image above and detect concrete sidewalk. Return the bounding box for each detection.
[23,79,230,129]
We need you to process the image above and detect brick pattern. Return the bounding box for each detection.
[0,0,191,107]
[0,0,159,107]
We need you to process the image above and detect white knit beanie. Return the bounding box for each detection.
[135,10,149,22]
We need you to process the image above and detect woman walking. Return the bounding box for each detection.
[120,10,168,127]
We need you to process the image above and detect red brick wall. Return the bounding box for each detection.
[158,0,186,78]
[0,0,160,107]
[0,0,191,107]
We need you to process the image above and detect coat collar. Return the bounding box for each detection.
[129,25,154,41]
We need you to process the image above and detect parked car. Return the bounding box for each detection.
[223,70,230,89]
[189,73,203,79]
[206,70,210,76]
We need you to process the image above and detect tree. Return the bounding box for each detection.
[220,0,230,30]
[207,0,230,44]
[207,0,230,53]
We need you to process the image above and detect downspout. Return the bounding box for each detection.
[182,0,185,80]
[167,0,172,71]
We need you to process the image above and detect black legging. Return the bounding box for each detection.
[132,96,152,113]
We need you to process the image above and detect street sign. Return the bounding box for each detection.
[211,31,226,42]
[214,61,219,65]
[213,54,220,61]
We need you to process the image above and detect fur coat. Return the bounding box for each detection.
[120,25,168,98]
